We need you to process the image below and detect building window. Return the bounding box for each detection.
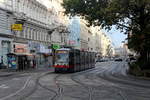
[42,31,45,41]
[29,28,32,39]
[22,27,25,38]
[88,38,90,41]
[40,31,42,41]
[44,32,46,41]
[37,30,40,41]
[25,27,28,38]
[36,30,38,40]
[32,29,35,40]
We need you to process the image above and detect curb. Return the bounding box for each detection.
[0,73,14,77]
[128,74,150,80]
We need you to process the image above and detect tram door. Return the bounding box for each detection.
[69,51,74,72]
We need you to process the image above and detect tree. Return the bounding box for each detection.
[62,0,150,69]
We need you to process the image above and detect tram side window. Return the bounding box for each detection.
[69,52,74,65]
[84,52,86,65]
[88,53,91,64]
[81,52,84,65]
[92,53,95,63]
[89,53,91,63]
[85,53,88,64]
[91,53,93,63]
[76,51,80,64]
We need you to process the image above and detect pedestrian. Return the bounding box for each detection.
[33,56,36,69]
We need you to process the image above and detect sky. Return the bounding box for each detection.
[103,26,127,48]
[36,0,51,8]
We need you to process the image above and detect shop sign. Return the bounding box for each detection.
[11,24,23,31]
[14,44,28,53]
[68,40,76,45]
[52,44,60,50]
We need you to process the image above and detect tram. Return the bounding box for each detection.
[53,48,96,73]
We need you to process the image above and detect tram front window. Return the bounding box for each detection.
[55,51,69,64]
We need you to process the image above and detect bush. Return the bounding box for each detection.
[129,62,144,76]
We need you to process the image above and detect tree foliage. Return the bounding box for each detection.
[63,0,150,31]
[62,0,150,69]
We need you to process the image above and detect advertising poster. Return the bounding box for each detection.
[8,56,17,69]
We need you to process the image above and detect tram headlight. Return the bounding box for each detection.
[55,63,58,66]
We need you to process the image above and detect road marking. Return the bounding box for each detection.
[0,84,9,89]
[0,76,31,100]
[12,78,20,81]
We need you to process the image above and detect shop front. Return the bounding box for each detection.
[8,43,36,70]
[36,44,52,68]
[28,42,52,68]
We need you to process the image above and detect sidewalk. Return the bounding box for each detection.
[0,69,17,77]
[0,67,54,77]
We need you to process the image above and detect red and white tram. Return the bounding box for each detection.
[53,48,96,73]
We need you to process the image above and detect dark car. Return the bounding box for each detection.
[130,57,136,61]
[115,58,123,61]
[96,59,105,62]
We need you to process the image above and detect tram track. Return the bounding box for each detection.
[96,63,130,100]
[77,62,129,100]
[67,63,111,100]
[1,62,150,100]
[17,73,48,100]
[50,74,64,100]
[70,69,95,100]
[96,62,150,100]
[30,73,64,100]
[98,63,150,88]
[37,74,58,100]
[0,72,53,100]
[19,72,70,100]
[0,73,31,85]
[0,76,32,100]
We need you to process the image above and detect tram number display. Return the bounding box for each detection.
[56,51,67,54]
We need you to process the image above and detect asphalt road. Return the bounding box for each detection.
[0,61,150,100]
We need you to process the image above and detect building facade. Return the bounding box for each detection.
[0,0,69,69]
[0,0,14,67]
[68,17,81,49]
[37,0,69,46]
[0,0,114,69]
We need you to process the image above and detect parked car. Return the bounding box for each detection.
[96,59,105,62]
[115,58,123,61]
